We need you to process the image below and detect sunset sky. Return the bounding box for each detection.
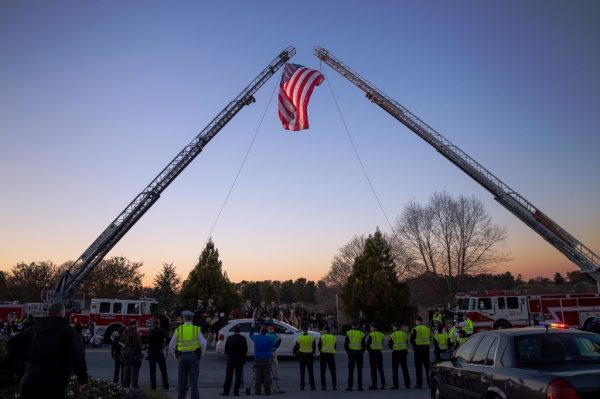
[1,1,599,286]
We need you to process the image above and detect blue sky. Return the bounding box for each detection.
[1,1,599,284]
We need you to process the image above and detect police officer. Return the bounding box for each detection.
[432,324,449,362]
[432,308,442,326]
[410,315,431,389]
[366,322,385,390]
[169,310,207,399]
[447,321,458,350]
[318,325,337,390]
[388,322,410,389]
[293,324,316,390]
[344,320,365,391]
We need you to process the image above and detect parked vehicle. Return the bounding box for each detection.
[430,326,600,399]
[215,318,320,357]
[455,291,600,332]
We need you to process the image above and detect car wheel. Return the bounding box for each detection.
[493,320,511,330]
[431,379,446,399]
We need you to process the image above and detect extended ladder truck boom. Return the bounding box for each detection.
[314,46,600,292]
[50,47,296,306]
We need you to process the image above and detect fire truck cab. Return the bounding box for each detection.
[456,290,600,332]
[69,298,158,342]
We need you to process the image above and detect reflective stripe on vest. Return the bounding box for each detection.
[434,333,448,350]
[369,331,384,350]
[346,329,363,350]
[176,324,200,352]
[390,330,408,350]
[297,334,314,353]
[414,325,430,346]
[320,334,336,353]
[464,319,474,335]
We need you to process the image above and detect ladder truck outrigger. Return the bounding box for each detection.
[45,47,296,327]
[313,46,600,295]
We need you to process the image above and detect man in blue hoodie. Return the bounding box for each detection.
[250,324,279,395]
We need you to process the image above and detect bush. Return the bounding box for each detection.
[66,376,127,399]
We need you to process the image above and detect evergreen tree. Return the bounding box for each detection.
[180,239,240,316]
[152,262,181,312]
[341,228,409,328]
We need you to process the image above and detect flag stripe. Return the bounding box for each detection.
[278,63,324,131]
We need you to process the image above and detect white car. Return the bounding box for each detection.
[215,319,320,357]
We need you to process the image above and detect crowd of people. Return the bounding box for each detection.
[2,297,474,398]
[242,300,336,331]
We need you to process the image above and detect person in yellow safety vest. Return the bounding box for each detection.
[366,322,386,390]
[464,315,474,336]
[432,324,449,362]
[388,322,410,389]
[293,324,316,391]
[344,319,365,391]
[432,309,442,326]
[168,310,207,399]
[447,321,458,350]
[409,315,431,389]
[318,325,337,390]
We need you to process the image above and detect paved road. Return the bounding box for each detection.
[86,339,432,399]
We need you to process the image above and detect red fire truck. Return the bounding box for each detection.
[456,290,600,332]
[68,298,158,342]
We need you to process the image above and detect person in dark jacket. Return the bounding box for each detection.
[221,324,248,396]
[148,319,170,391]
[119,320,143,388]
[111,325,126,383]
[6,303,88,399]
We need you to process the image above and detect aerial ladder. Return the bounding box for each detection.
[314,46,600,292]
[49,47,296,306]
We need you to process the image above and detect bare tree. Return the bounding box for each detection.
[394,191,510,279]
[322,235,365,290]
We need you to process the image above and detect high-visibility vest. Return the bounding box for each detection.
[457,336,468,347]
[433,333,448,350]
[320,333,336,354]
[464,318,474,335]
[297,334,314,353]
[433,312,442,323]
[413,325,431,346]
[369,331,384,350]
[176,324,201,352]
[346,329,364,350]
[448,327,458,343]
[390,330,408,350]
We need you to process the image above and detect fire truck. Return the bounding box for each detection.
[68,298,158,342]
[455,290,600,332]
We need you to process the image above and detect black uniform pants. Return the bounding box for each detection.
[368,350,385,388]
[346,350,363,389]
[413,345,431,388]
[298,353,315,388]
[391,350,410,388]
[319,352,336,389]
[149,351,169,390]
[223,359,244,395]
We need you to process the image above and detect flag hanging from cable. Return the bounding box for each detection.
[278,63,325,131]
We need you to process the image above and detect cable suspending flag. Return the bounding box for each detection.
[278,63,325,131]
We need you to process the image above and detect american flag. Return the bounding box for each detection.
[278,63,325,131]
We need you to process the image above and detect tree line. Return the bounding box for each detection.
[2,191,595,324]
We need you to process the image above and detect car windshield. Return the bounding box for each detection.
[515,332,600,366]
